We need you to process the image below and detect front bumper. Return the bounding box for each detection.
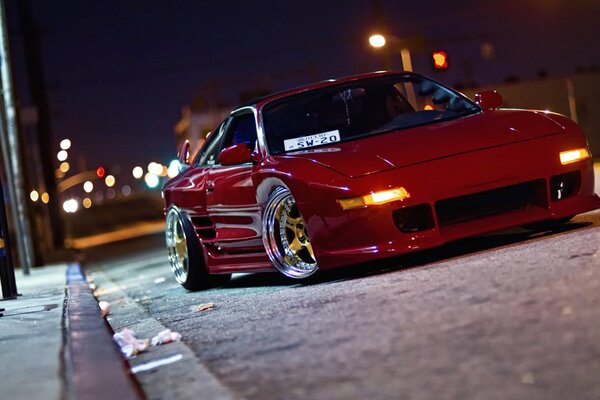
[301,135,600,269]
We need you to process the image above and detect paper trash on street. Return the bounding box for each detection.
[151,329,182,346]
[113,328,150,358]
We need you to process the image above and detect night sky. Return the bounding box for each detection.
[5,0,600,171]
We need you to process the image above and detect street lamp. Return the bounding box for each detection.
[368,33,413,72]
[368,34,386,48]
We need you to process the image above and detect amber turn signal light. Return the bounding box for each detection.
[338,187,411,210]
[560,148,591,165]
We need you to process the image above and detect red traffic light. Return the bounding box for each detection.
[432,51,448,69]
[96,166,105,178]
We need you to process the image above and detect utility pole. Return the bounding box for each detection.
[0,0,35,273]
[17,0,64,250]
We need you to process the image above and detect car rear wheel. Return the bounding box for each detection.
[165,206,230,290]
[262,186,318,279]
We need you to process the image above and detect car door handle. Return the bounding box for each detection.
[206,180,215,192]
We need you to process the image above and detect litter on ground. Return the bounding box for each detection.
[193,302,216,312]
[151,329,182,346]
[113,328,150,358]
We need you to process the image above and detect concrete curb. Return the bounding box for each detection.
[88,264,236,400]
[65,263,144,400]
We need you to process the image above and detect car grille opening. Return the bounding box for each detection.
[393,204,435,233]
[435,179,548,227]
[550,171,580,201]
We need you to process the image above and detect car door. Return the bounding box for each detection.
[205,109,263,253]
[166,122,226,219]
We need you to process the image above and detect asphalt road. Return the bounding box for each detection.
[84,210,600,400]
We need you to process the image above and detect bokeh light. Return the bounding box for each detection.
[105,175,116,187]
[144,173,159,188]
[132,166,144,179]
[57,150,68,162]
[59,162,70,173]
[63,199,79,213]
[83,181,94,193]
[60,139,72,150]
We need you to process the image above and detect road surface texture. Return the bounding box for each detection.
[84,210,600,400]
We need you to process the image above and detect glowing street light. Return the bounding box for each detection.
[369,34,386,48]
[368,33,413,72]
[30,190,39,202]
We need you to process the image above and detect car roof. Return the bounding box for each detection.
[237,70,418,111]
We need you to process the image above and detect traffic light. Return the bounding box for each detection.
[96,166,105,178]
[432,51,448,69]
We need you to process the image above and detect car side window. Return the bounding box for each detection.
[197,122,226,167]
[220,113,258,153]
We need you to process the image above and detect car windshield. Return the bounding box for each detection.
[263,74,480,154]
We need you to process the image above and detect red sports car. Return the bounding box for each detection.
[163,71,600,290]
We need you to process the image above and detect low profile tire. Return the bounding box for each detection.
[262,186,318,279]
[165,207,230,290]
[522,215,574,232]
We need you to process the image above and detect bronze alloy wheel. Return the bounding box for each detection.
[262,186,318,278]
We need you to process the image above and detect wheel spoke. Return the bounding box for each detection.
[175,237,187,260]
[288,236,303,253]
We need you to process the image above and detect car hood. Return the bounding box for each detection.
[279,110,565,178]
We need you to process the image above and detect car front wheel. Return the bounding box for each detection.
[262,186,318,279]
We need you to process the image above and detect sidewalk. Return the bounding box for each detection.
[0,263,142,400]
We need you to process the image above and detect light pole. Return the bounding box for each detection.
[368,33,413,72]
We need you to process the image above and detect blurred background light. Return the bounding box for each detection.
[63,199,79,213]
[132,166,143,179]
[59,138,71,150]
[30,190,39,202]
[105,175,116,187]
[59,161,70,173]
[83,180,94,193]
[144,173,159,188]
[57,150,68,161]
[167,160,180,178]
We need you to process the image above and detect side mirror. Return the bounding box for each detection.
[178,140,191,165]
[220,143,256,166]
[475,90,503,110]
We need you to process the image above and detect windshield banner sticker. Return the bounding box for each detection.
[284,130,341,151]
